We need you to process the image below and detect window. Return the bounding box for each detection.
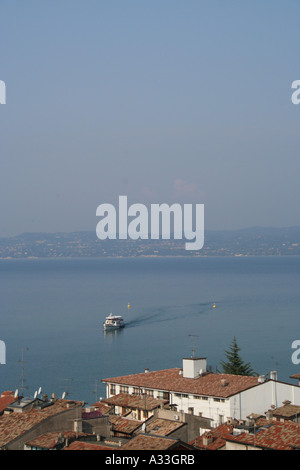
[174,393,188,399]
[157,391,169,400]
[110,384,116,395]
[120,386,129,393]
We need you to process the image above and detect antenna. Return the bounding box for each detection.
[19,347,29,397]
[38,387,42,395]
[14,389,18,399]
[93,379,100,403]
[188,334,199,357]
[61,378,73,399]
[34,391,38,399]
[62,392,66,399]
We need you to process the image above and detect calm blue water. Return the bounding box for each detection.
[0,256,300,404]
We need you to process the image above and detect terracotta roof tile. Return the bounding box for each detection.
[120,434,179,451]
[103,368,260,398]
[0,391,18,414]
[0,399,83,448]
[103,393,167,411]
[142,418,185,437]
[189,423,233,450]
[271,403,300,419]
[64,441,112,450]
[26,431,89,449]
[110,416,142,435]
[226,419,300,450]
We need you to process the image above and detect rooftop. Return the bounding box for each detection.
[102,393,168,411]
[226,418,300,450]
[25,431,90,449]
[142,418,186,437]
[102,368,261,398]
[268,402,300,419]
[109,415,142,435]
[189,423,234,450]
[64,441,113,451]
[0,398,83,449]
[0,391,18,414]
[120,433,191,451]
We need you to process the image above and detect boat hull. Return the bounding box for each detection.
[103,322,125,330]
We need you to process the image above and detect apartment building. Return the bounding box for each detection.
[102,356,300,426]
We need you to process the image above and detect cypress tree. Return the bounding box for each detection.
[220,337,256,376]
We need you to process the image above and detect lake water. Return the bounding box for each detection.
[0,256,300,404]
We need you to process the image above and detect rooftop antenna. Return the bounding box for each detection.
[38,387,42,396]
[61,377,73,399]
[14,389,18,399]
[93,379,100,403]
[19,347,29,397]
[188,334,199,357]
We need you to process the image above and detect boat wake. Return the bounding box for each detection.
[125,301,215,328]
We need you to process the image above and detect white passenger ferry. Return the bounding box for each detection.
[103,313,125,330]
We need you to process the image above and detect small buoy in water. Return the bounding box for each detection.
[128,303,131,309]
[213,303,216,309]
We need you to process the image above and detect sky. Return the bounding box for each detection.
[0,0,299,236]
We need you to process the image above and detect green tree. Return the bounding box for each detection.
[220,337,256,376]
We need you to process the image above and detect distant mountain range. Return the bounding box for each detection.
[0,226,300,258]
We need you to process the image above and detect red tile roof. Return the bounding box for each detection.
[26,431,89,449]
[103,393,167,411]
[226,419,300,450]
[189,423,234,450]
[64,441,113,450]
[91,401,112,415]
[0,391,18,414]
[142,418,185,437]
[110,416,142,435]
[0,399,83,448]
[120,434,183,451]
[102,368,260,398]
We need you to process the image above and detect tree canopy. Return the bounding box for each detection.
[220,337,256,376]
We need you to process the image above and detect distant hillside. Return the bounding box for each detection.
[0,227,300,258]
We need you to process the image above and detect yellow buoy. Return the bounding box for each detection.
[128,303,131,309]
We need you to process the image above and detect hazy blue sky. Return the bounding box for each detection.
[0,0,299,236]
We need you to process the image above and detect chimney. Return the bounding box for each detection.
[74,418,82,434]
[202,433,213,446]
[220,379,229,387]
[258,375,266,383]
[270,371,278,381]
[182,357,207,379]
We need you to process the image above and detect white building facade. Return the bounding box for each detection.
[102,357,300,426]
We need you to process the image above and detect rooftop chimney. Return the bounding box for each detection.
[182,357,207,379]
[202,433,213,446]
[270,371,278,381]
